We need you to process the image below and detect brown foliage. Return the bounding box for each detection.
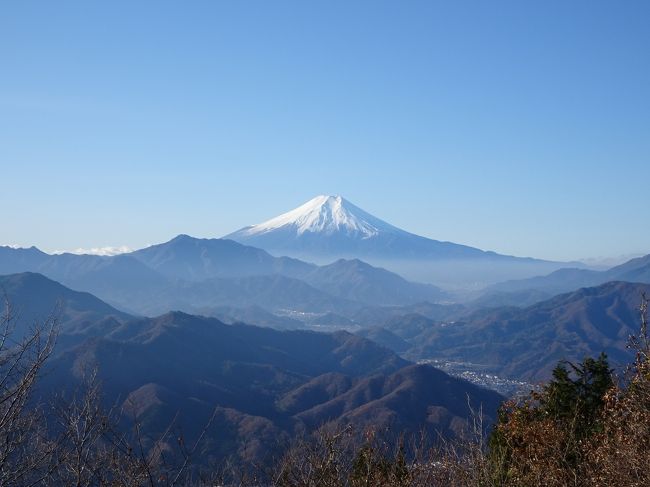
[486,294,650,487]
[581,297,650,487]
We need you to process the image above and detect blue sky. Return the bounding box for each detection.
[1,1,649,261]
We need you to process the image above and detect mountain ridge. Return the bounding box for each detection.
[0,238,448,319]
[225,195,582,285]
[38,311,503,467]
[484,253,650,300]
[383,281,650,381]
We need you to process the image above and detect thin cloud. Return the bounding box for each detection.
[54,246,133,257]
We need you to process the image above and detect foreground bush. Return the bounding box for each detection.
[582,299,650,486]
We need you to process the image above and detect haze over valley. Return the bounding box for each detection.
[4,194,650,393]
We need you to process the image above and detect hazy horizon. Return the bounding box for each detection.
[1,191,645,268]
[2,1,649,261]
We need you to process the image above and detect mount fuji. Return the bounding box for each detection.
[225,195,577,286]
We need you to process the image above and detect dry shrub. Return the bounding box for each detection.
[489,399,581,487]
[271,410,494,487]
[582,297,650,486]
[583,366,650,486]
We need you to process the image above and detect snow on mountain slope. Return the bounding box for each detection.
[225,195,575,286]
[234,195,405,239]
[225,194,500,263]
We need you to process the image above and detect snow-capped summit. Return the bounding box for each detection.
[224,194,481,261]
[233,195,404,240]
[225,195,570,285]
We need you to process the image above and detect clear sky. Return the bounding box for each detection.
[1,1,649,261]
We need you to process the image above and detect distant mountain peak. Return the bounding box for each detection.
[229,195,404,240]
[223,195,571,285]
